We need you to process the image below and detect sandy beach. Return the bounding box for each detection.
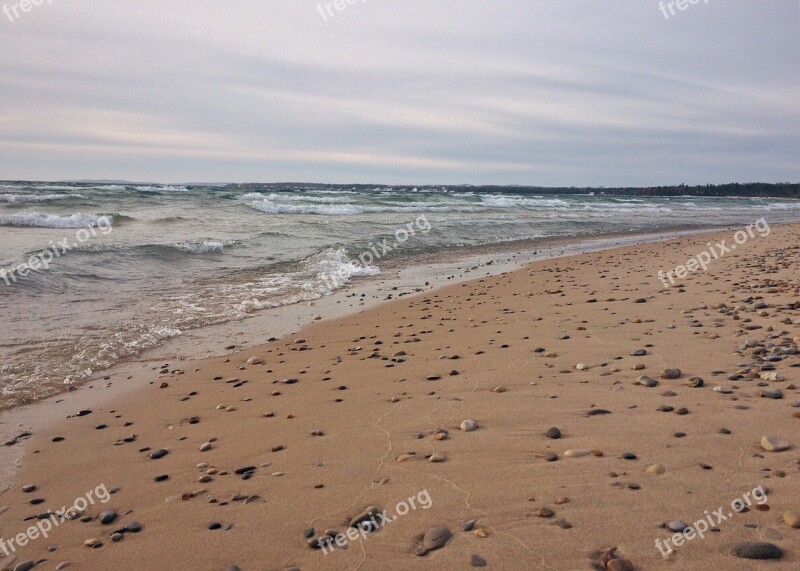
[1,224,798,571]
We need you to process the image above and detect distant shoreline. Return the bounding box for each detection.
[2,180,800,198]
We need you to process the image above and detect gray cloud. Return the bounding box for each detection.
[0,0,798,184]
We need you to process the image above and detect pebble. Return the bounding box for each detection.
[784,510,800,528]
[636,375,658,388]
[99,510,117,525]
[731,542,783,560]
[429,452,447,463]
[13,562,34,571]
[761,389,783,399]
[460,519,477,532]
[661,369,681,379]
[200,442,213,452]
[460,419,479,432]
[761,436,791,452]
[422,527,452,551]
[630,349,647,356]
[470,554,487,567]
[150,449,169,460]
[587,409,611,416]
[686,377,704,388]
[646,464,665,475]
[667,520,689,532]
[545,427,562,439]
[564,449,590,458]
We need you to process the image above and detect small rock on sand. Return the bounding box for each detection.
[761,436,791,452]
[564,449,590,458]
[423,527,452,550]
[636,376,658,388]
[784,510,800,528]
[460,419,478,432]
[470,554,487,567]
[731,542,783,560]
[545,427,562,439]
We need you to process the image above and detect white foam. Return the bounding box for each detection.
[240,195,483,215]
[480,195,570,208]
[135,185,189,192]
[173,240,236,254]
[0,193,82,203]
[310,247,380,292]
[0,212,114,229]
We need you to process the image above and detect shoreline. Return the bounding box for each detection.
[0,224,775,486]
[1,223,797,570]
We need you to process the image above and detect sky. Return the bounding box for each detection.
[0,0,799,186]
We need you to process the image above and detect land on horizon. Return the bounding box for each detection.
[5,180,800,198]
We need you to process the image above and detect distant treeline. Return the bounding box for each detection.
[225,182,800,198]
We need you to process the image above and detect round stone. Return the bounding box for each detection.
[545,427,562,439]
[636,375,658,388]
[460,419,478,432]
[668,520,688,532]
[686,377,704,388]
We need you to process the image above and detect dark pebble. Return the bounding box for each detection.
[545,427,562,439]
[470,554,488,567]
[731,542,783,560]
[460,519,477,532]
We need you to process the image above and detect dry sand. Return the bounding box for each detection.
[1,224,798,571]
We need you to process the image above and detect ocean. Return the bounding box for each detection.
[2,182,800,408]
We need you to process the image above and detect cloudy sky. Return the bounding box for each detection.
[1,1,798,185]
